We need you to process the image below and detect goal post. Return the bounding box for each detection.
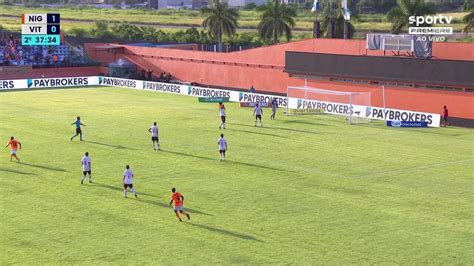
[286,86,374,124]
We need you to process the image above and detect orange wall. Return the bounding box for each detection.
[85,39,474,119]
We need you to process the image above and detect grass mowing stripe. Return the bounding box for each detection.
[0,87,473,264]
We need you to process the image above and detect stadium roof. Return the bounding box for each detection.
[93,45,125,51]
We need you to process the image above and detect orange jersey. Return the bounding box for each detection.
[8,139,19,150]
[172,192,183,206]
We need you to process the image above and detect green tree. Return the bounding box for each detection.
[320,4,357,39]
[91,21,114,38]
[140,26,158,42]
[463,0,473,33]
[243,2,257,10]
[201,0,240,52]
[387,0,437,34]
[68,27,89,38]
[111,23,144,40]
[257,0,297,44]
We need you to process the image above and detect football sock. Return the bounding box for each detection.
[175,212,181,220]
[183,212,190,220]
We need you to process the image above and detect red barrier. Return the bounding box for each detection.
[82,39,474,120]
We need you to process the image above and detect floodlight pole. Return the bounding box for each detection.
[286,86,289,116]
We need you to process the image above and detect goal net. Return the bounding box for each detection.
[286,86,373,124]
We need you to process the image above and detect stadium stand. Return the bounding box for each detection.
[1,34,92,67]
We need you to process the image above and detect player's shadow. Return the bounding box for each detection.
[229,128,286,138]
[162,150,293,173]
[20,162,67,172]
[83,140,136,150]
[230,123,318,135]
[161,150,214,162]
[0,168,37,175]
[226,160,295,173]
[137,198,213,216]
[187,223,263,242]
[91,182,161,199]
[283,120,330,126]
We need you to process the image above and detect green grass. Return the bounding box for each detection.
[0,87,473,264]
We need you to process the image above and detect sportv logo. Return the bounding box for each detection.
[409,15,453,26]
[408,15,453,35]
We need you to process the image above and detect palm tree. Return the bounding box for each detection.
[387,0,436,34]
[462,0,473,33]
[201,0,240,52]
[257,0,297,43]
[320,4,357,39]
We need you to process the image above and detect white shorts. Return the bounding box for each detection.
[11,149,17,155]
[173,205,183,211]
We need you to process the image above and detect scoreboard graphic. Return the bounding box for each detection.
[21,13,60,46]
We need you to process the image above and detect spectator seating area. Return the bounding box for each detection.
[1,36,90,67]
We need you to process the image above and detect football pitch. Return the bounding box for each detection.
[1,86,473,264]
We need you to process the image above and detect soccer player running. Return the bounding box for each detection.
[148,122,160,150]
[123,165,138,198]
[219,102,226,129]
[169,188,190,222]
[253,103,263,127]
[217,133,227,161]
[270,99,278,120]
[71,116,86,141]
[81,152,92,184]
[5,136,21,162]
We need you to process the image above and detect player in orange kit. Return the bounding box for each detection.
[5,136,22,162]
[169,187,190,222]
